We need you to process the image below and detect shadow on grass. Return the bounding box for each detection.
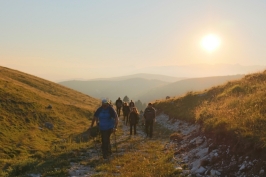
[2,128,99,177]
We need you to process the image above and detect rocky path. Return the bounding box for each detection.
[67,116,147,177]
[157,114,265,177]
[67,114,266,177]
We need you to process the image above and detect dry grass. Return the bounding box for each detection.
[0,66,100,175]
[80,117,182,177]
[92,139,178,177]
[154,70,266,150]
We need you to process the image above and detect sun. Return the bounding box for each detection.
[201,34,221,52]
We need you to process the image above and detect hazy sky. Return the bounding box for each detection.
[1,1,266,81]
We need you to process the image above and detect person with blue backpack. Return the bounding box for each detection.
[90,98,118,159]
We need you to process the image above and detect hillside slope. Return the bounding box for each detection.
[154,70,266,152]
[0,66,99,162]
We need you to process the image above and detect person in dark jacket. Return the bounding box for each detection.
[129,107,139,135]
[90,99,118,159]
[122,102,130,125]
[115,97,123,117]
[129,100,135,111]
[143,103,156,138]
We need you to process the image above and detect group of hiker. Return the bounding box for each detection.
[89,97,156,159]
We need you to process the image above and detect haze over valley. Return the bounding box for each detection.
[59,72,245,103]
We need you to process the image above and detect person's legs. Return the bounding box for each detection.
[125,114,129,126]
[116,107,119,117]
[101,129,112,159]
[118,107,121,117]
[134,124,136,135]
[149,120,154,138]
[130,124,132,135]
[145,120,149,137]
[107,129,112,155]
[123,111,126,121]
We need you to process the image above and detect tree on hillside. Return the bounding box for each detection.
[134,100,143,111]
[142,103,147,110]
[123,95,129,103]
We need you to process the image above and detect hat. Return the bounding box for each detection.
[102,99,108,104]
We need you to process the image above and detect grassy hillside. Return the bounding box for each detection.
[154,70,266,151]
[0,66,99,175]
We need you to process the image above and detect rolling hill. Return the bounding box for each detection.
[59,77,169,102]
[0,66,99,166]
[86,73,186,82]
[59,74,245,104]
[137,74,245,102]
[153,69,266,153]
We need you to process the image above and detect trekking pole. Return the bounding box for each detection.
[114,131,118,154]
[90,126,100,157]
[93,137,100,157]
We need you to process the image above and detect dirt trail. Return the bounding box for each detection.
[67,116,148,177]
[67,113,265,177]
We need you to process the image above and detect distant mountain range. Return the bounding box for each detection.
[133,64,266,78]
[59,73,245,103]
[87,73,186,83]
[59,76,169,103]
[137,75,245,102]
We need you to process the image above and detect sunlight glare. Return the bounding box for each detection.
[201,34,221,52]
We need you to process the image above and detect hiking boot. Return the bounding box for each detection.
[108,151,112,156]
[103,154,109,159]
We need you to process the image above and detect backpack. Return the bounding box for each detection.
[129,102,135,107]
[116,100,123,107]
[144,108,155,121]
[90,126,99,138]
[95,106,116,130]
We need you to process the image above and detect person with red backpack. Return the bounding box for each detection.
[115,97,123,117]
[143,103,156,138]
[90,99,118,159]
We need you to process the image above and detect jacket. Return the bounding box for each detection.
[129,111,139,124]
[144,107,156,121]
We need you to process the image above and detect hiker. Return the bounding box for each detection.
[115,97,123,117]
[143,103,156,138]
[129,100,135,111]
[122,102,130,125]
[90,98,118,159]
[129,107,139,135]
